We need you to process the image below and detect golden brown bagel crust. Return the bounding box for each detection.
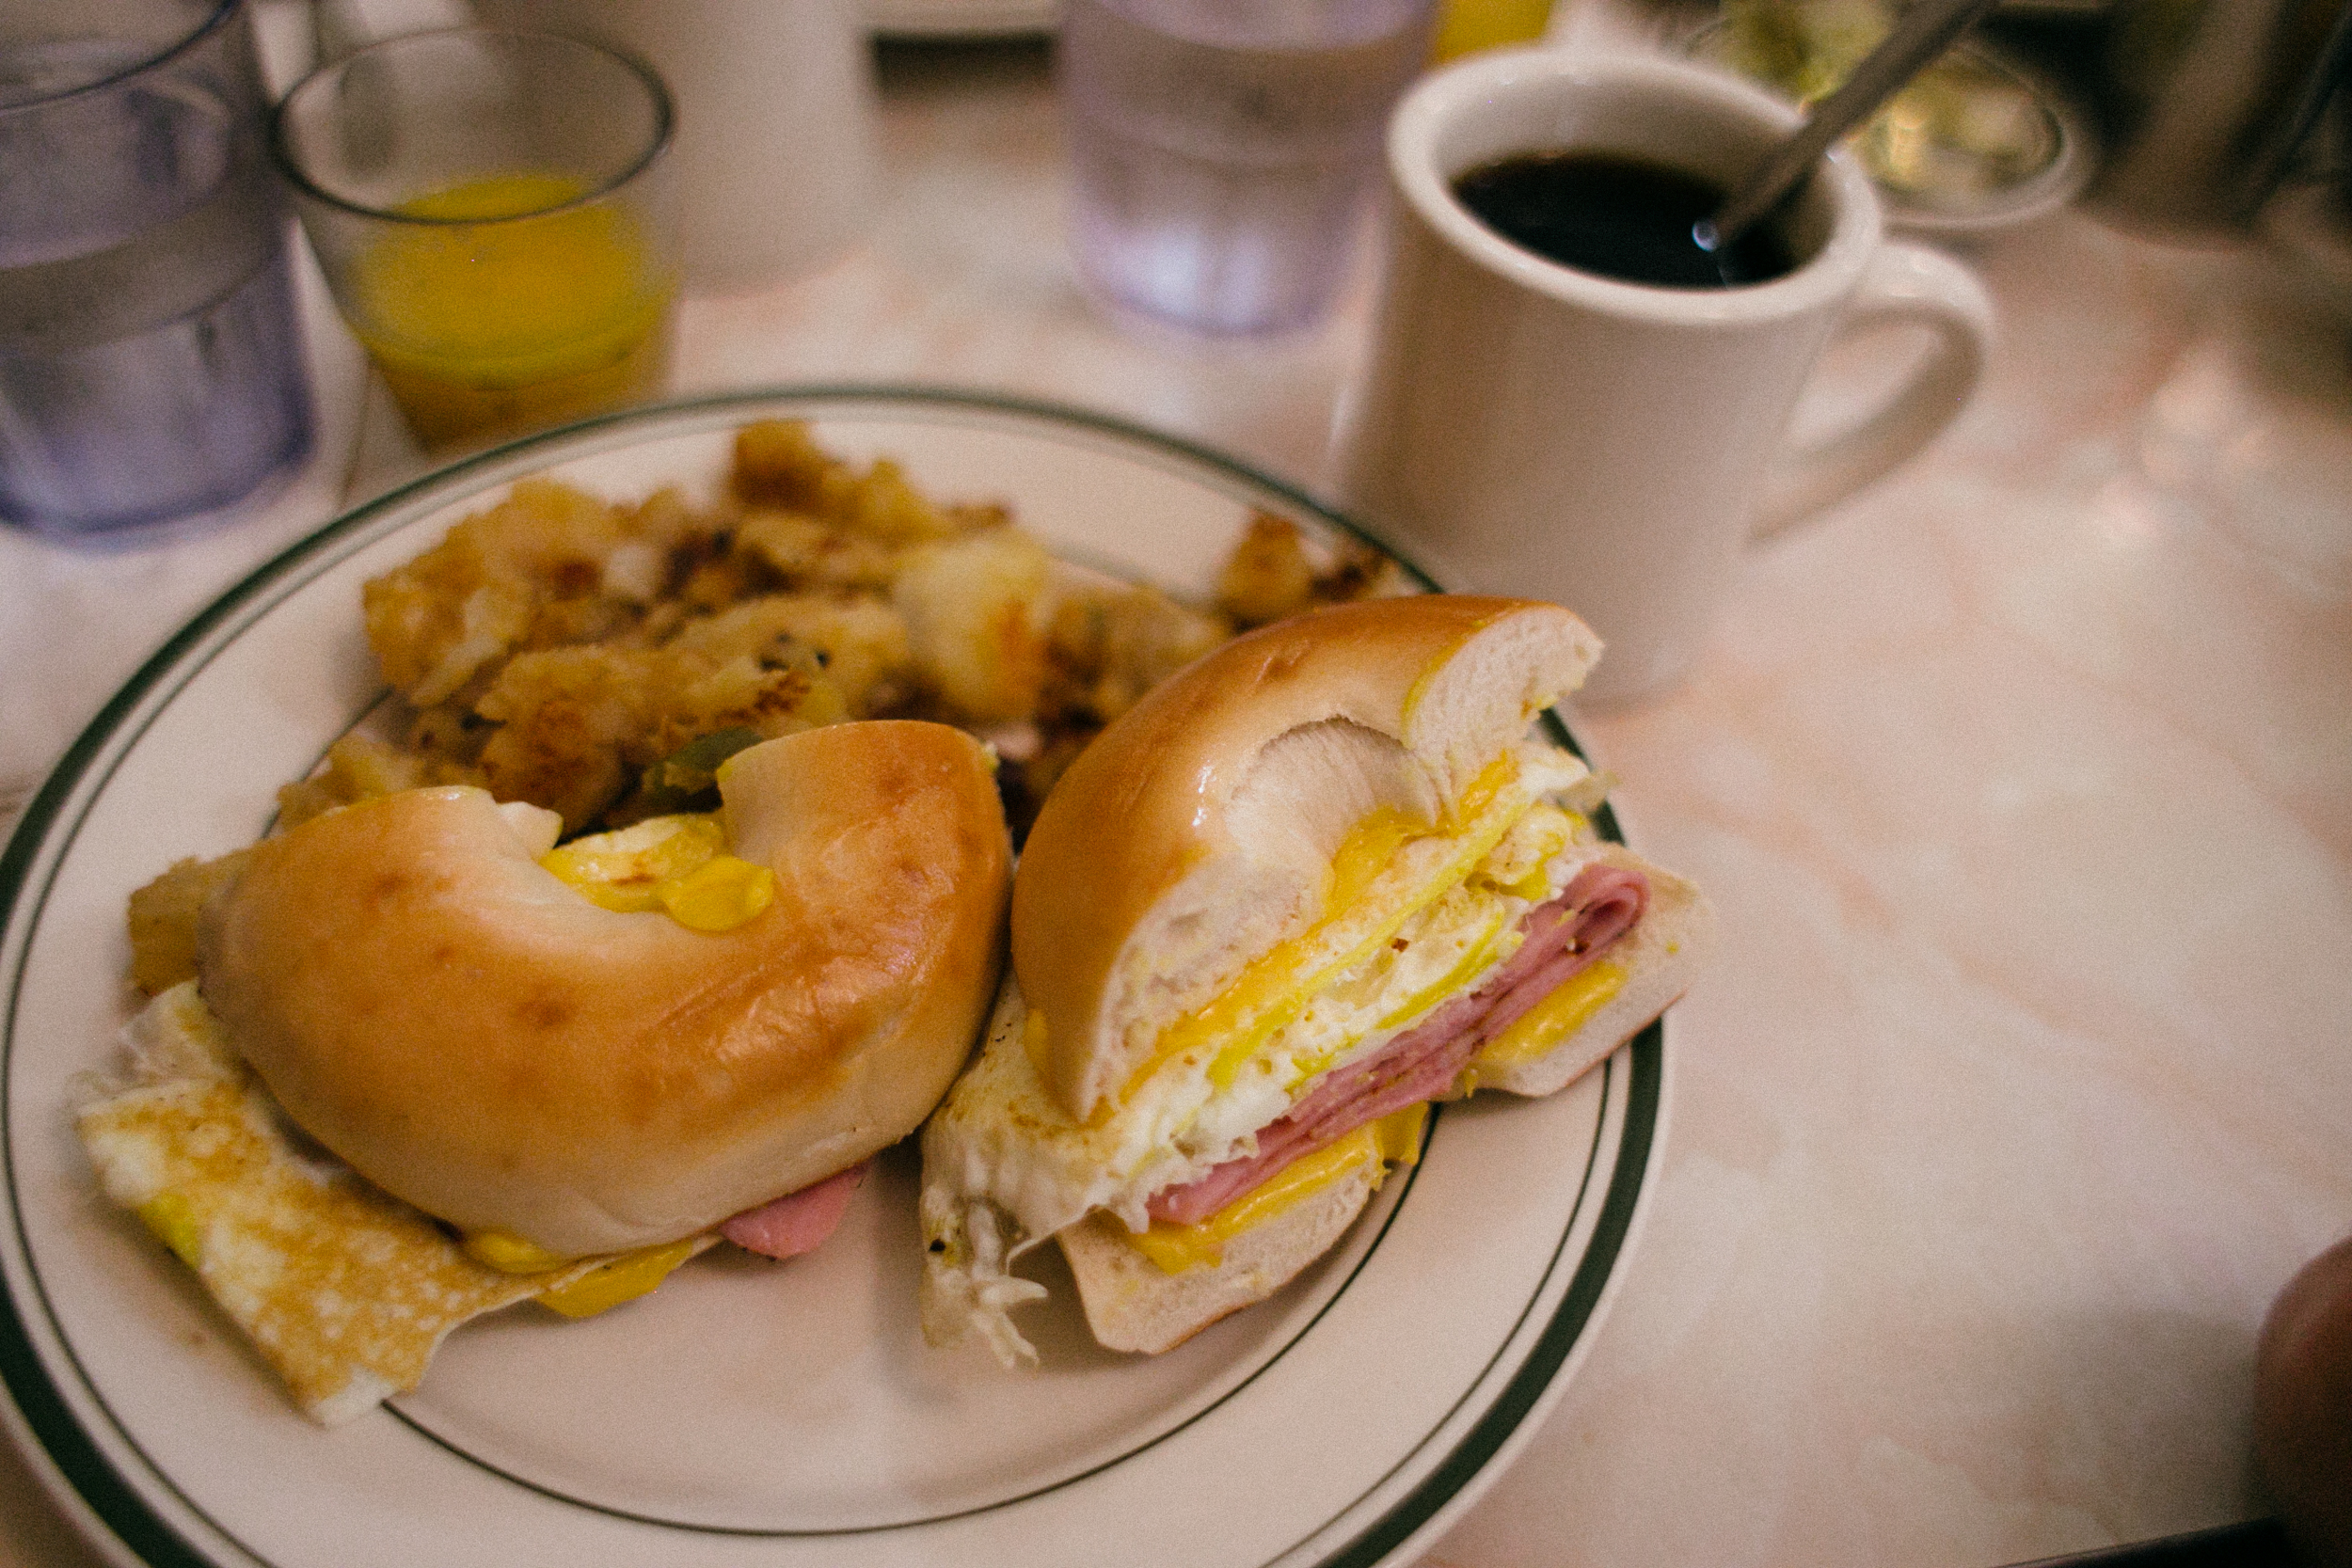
[1011,595,1599,1119]
[198,721,1009,1259]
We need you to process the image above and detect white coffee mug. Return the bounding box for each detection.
[474,0,880,292]
[1336,50,1995,705]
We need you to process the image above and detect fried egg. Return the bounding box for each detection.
[920,739,1605,1359]
[75,984,712,1425]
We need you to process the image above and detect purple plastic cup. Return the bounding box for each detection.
[0,0,313,545]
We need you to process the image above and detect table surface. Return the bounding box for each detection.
[3,7,2348,1568]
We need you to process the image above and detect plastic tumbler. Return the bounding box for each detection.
[1061,0,1439,337]
[0,0,315,544]
[272,28,680,452]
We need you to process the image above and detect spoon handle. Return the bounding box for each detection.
[1703,0,2005,248]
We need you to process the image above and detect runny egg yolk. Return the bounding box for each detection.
[539,813,775,932]
[1125,1102,1429,1275]
[1139,756,1525,1099]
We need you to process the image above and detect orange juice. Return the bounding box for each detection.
[1430,0,1555,62]
[350,173,676,449]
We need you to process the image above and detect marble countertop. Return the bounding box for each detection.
[2,8,2347,1568]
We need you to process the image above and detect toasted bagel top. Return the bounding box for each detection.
[1010,595,1599,1119]
[198,721,1010,1259]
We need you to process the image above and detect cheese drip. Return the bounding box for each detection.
[466,1227,709,1318]
[539,812,775,932]
[537,1236,704,1318]
[1126,1103,1428,1274]
[1464,958,1629,1088]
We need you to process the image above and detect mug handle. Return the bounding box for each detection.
[1750,241,1995,541]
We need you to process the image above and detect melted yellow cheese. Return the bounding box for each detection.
[463,1229,571,1274]
[539,813,775,933]
[1327,804,1428,913]
[1126,1102,1428,1275]
[136,1193,202,1270]
[1022,1007,1054,1080]
[1143,756,1526,1098]
[536,1235,704,1319]
[656,853,775,931]
[1470,958,1628,1072]
[466,1227,708,1318]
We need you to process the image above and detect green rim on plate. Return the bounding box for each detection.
[0,386,1666,1568]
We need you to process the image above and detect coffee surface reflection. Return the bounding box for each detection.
[1451,150,1797,288]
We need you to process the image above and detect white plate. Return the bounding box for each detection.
[0,388,1666,1568]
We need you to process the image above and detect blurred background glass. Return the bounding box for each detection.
[2090,0,2350,230]
[272,25,679,451]
[1691,0,2095,238]
[0,0,314,545]
[1060,0,1440,337]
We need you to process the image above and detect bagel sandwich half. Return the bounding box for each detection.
[917,597,1710,1361]
[78,721,1009,1422]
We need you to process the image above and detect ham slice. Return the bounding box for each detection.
[1147,861,1648,1227]
[721,1161,869,1259]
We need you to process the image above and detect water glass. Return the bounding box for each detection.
[0,0,314,544]
[1061,0,1439,337]
[272,27,680,452]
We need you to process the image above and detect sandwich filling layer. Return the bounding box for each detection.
[919,737,1646,1362]
[1145,859,1646,1227]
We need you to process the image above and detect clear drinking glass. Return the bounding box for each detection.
[1060,0,1439,337]
[0,0,314,544]
[272,28,680,452]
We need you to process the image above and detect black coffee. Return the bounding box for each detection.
[1450,150,1797,290]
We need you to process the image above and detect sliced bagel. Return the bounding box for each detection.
[198,720,1011,1260]
[1466,843,1714,1100]
[920,596,1725,1366]
[1050,844,1710,1359]
[1013,595,1601,1121]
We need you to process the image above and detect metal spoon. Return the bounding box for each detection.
[1694,0,2006,254]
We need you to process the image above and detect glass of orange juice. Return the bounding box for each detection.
[272,28,679,451]
[1430,0,1555,62]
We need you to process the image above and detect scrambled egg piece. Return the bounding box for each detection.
[75,985,605,1426]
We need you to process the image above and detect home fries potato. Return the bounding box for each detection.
[88,420,1404,1421]
[131,421,1403,994]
